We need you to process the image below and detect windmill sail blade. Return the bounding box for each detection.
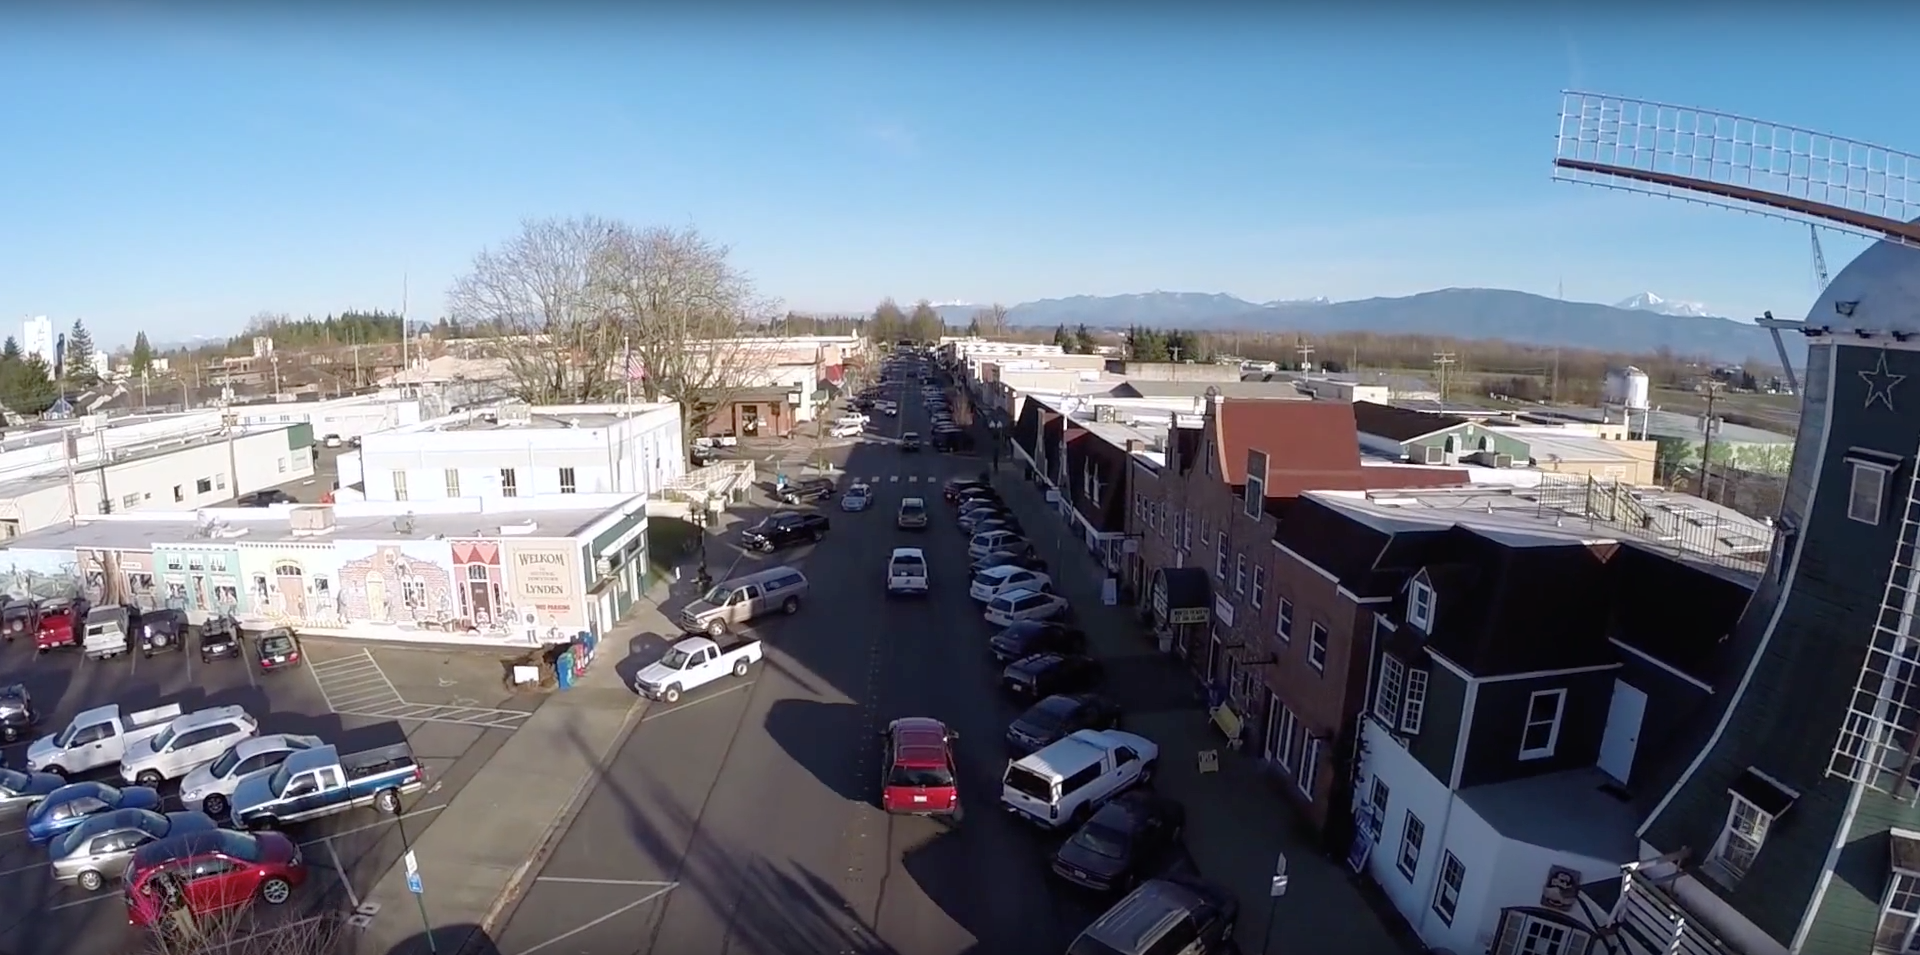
[1554,91,1920,249]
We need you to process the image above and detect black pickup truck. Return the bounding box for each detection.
[741,513,831,552]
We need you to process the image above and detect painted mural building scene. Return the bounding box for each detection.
[0,494,648,648]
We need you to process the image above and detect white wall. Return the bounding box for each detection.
[0,428,315,534]
[235,397,423,441]
[360,405,684,503]
[1362,718,1458,937]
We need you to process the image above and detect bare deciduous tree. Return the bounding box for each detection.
[596,223,779,440]
[138,908,347,955]
[970,303,1012,337]
[446,216,623,405]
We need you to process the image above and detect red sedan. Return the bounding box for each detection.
[880,717,961,818]
[125,829,306,927]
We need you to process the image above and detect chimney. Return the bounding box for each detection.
[1125,439,1144,453]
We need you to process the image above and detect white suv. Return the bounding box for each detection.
[888,548,929,597]
[969,565,1053,603]
[984,588,1069,627]
[178,733,323,818]
[120,706,259,788]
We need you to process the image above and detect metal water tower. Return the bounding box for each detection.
[1601,366,1652,438]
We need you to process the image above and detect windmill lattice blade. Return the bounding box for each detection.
[1553,90,1920,249]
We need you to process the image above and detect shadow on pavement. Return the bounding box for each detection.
[612,631,676,691]
[566,719,900,955]
[899,824,1106,955]
[764,698,870,806]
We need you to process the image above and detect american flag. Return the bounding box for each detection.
[621,347,646,381]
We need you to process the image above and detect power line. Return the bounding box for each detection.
[1432,351,1457,403]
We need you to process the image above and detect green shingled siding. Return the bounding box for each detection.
[1407,663,1468,785]
[1404,424,1529,462]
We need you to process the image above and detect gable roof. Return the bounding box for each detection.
[1215,400,1364,486]
[1351,401,1469,443]
[1064,423,1130,533]
[1412,528,1619,676]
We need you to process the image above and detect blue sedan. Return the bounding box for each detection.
[25,781,161,844]
[840,483,874,512]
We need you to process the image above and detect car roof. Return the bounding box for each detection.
[890,547,926,559]
[849,483,870,492]
[889,718,951,766]
[239,733,314,757]
[1083,880,1215,953]
[981,564,1023,579]
[167,706,252,732]
[997,587,1043,601]
[131,830,261,870]
[901,497,925,506]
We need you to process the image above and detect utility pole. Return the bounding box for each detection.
[1700,381,1723,502]
[1432,351,1457,403]
[400,273,410,396]
[62,432,79,526]
[1550,348,1561,403]
[1294,338,1314,372]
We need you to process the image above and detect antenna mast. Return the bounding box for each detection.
[400,273,410,395]
[1811,224,1832,291]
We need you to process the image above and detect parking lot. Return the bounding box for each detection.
[0,628,537,954]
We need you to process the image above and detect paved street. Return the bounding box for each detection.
[492,370,1112,955]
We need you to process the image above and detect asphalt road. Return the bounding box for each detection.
[493,369,1115,955]
[0,631,522,955]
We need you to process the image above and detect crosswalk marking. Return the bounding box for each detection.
[890,475,900,482]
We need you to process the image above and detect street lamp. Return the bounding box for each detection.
[989,420,1004,472]
[692,497,713,593]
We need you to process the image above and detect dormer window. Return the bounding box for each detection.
[1408,580,1435,631]
[1704,768,1797,888]
[1876,830,1920,952]
[1848,449,1902,526]
[1245,449,1268,519]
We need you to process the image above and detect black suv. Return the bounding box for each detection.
[1067,879,1239,955]
[236,489,296,507]
[989,621,1088,664]
[777,478,836,506]
[742,512,831,552]
[1002,653,1102,698]
[1006,692,1121,753]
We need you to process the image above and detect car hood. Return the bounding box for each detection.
[634,662,680,688]
[25,735,62,770]
[1006,716,1060,744]
[1004,659,1049,680]
[121,735,162,769]
[229,771,280,817]
[988,633,1032,656]
[1053,839,1126,880]
[178,761,218,798]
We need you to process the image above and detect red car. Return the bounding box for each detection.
[124,829,306,927]
[34,598,85,652]
[881,717,961,818]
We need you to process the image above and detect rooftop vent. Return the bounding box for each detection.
[288,505,336,537]
[392,513,416,535]
[498,520,540,536]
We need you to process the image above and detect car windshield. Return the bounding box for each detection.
[1004,765,1054,801]
[150,726,177,752]
[901,502,924,514]
[701,586,731,604]
[0,768,27,795]
[660,648,693,669]
[208,745,243,779]
[267,764,292,797]
[1069,820,1131,860]
[893,556,925,570]
[261,634,294,654]
[887,765,953,788]
[1021,698,1075,731]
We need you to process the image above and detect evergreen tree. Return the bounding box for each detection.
[965,317,981,337]
[0,355,58,415]
[1070,324,1095,354]
[1,337,19,362]
[64,319,98,387]
[130,332,154,377]
[1051,324,1071,349]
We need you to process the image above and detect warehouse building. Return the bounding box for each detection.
[0,412,317,538]
[0,492,649,643]
[231,392,423,443]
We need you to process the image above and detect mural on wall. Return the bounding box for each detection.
[335,540,459,630]
[450,540,514,634]
[501,541,586,640]
[155,547,242,617]
[236,544,345,630]
[0,549,81,602]
[78,549,161,610]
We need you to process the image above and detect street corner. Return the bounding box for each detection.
[487,877,679,955]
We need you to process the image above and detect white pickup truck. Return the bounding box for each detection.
[888,548,929,597]
[81,606,129,660]
[632,635,762,704]
[26,702,183,777]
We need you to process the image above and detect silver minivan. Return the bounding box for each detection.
[678,566,810,636]
[968,529,1022,559]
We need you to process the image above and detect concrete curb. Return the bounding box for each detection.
[464,692,651,954]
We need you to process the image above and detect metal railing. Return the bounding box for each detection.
[660,460,755,504]
[1611,867,1740,955]
[1528,474,1772,574]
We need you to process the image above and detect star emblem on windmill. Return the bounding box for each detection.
[1860,351,1907,411]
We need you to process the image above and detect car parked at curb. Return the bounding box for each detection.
[26,782,161,844]
[1002,653,1103,699]
[1051,791,1186,893]
[969,565,1053,603]
[1007,693,1122,754]
[179,734,324,820]
[984,588,1070,627]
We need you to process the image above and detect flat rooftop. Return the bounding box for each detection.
[0,422,303,496]
[1528,406,1794,445]
[2,494,643,551]
[1459,767,1639,863]
[392,403,677,436]
[1310,482,1770,575]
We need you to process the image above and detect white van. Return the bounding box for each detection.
[1001,729,1158,829]
[967,529,1022,559]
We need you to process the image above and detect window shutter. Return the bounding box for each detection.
[1400,669,1429,734]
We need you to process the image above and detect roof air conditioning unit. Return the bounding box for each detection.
[1493,454,1514,468]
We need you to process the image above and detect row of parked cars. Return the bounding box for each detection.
[0,597,303,668]
[878,468,1243,955]
[0,688,425,931]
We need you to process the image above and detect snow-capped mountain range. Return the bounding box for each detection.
[1613,292,1715,318]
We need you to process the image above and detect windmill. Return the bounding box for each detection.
[1556,95,1920,955]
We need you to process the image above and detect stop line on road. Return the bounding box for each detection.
[308,651,532,730]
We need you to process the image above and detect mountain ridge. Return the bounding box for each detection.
[994,288,1782,364]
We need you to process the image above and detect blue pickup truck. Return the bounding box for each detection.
[229,742,425,830]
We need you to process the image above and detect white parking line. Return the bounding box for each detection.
[297,804,447,847]
[535,876,676,886]
[0,860,43,878]
[639,681,756,722]
[326,839,360,908]
[50,893,114,911]
[510,883,678,955]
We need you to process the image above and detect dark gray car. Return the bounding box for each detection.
[49,807,217,891]
[0,767,63,814]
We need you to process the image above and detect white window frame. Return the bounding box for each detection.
[444,469,461,498]
[1234,554,1247,595]
[1180,507,1192,550]
[1432,851,1465,925]
[1852,460,1893,526]
[1705,793,1773,885]
[391,470,409,502]
[1519,688,1568,760]
[1307,623,1328,673]
[559,467,578,494]
[1374,654,1405,724]
[1408,580,1435,630]
[1876,868,1920,954]
[1251,564,1266,610]
[1245,474,1265,517]
[1396,811,1424,881]
[1215,534,1229,580]
[1401,668,1429,734]
[1272,704,1300,773]
[1298,735,1321,796]
[1276,597,1293,642]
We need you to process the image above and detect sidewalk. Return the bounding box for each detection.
[996,471,1419,955]
[350,598,657,955]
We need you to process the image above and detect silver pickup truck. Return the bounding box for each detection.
[26,703,182,777]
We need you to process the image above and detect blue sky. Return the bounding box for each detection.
[0,3,1910,347]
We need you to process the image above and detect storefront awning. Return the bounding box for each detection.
[1151,566,1211,626]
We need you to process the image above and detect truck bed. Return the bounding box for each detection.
[340,742,417,779]
[708,635,760,656]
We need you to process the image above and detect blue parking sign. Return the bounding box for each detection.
[406,871,423,895]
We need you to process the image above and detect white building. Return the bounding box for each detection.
[342,401,684,504]
[21,316,53,371]
[0,412,317,537]
[231,393,424,442]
